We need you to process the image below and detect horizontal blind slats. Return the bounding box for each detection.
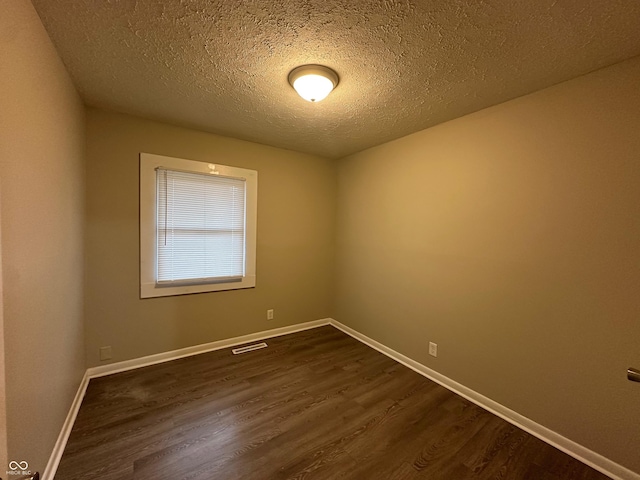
[156,168,246,283]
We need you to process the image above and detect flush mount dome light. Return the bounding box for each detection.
[288,64,339,102]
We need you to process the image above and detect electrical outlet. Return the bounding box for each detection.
[100,346,112,361]
[429,342,438,357]
[267,309,274,320]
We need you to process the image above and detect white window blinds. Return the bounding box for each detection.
[156,168,246,285]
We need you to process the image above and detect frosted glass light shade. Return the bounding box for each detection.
[288,65,339,102]
[292,74,334,102]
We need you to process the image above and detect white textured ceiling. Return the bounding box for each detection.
[32,0,640,159]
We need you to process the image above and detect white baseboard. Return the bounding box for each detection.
[42,371,90,480]
[44,318,331,480]
[86,318,331,379]
[45,317,638,480]
[329,319,640,480]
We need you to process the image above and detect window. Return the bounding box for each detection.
[140,153,257,298]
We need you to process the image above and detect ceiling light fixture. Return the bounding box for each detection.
[288,65,339,103]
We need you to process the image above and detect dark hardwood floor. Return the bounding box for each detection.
[55,326,610,480]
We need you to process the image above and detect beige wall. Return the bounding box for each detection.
[0,0,86,473]
[0,183,7,477]
[335,56,640,473]
[84,108,336,367]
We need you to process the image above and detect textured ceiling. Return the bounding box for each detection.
[32,0,640,159]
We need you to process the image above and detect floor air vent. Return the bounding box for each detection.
[232,342,268,355]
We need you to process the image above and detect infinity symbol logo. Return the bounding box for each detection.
[9,460,29,470]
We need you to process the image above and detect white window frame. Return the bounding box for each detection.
[140,153,257,298]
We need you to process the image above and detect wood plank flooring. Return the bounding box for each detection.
[54,326,610,480]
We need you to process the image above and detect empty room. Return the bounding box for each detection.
[1,1,639,479]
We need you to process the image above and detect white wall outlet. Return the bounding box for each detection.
[267,309,274,320]
[100,346,112,361]
[429,342,438,357]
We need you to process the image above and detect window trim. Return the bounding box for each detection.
[140,153,257,298]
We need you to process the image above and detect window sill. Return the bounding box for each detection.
[140,275,256,299]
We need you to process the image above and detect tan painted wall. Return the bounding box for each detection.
[0,0,85,473]
[84,109,336,367]
[335,56,640,473]
[0,184,7,478]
